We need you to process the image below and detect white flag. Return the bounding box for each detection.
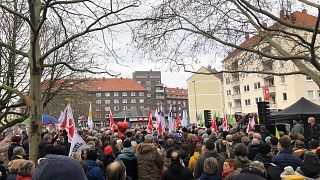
[159,103,166,132]
[69,132,87,157]
[87,102,93,129]
[168,104,174,133]
[66,104,75,143]
[182,102,188,127]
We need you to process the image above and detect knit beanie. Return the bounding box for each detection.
[104,145,113,155]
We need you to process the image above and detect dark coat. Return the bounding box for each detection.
[116,148,138,180]
[162,162,193,180]
[308,124,320,141]
[235,156,251,169]
[230,173,267,180]
[0,162,6,180]
[38,141,55,158]
[199,173,222,180]
[8,142,21,160]
[273,148,302,170]
[137,143,163,180]
[254,153,273,168]
[248,145,259,160]
[194,150,225,179]
[85,159,105,180]
[6,173,17,180]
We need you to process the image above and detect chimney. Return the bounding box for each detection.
[103,77,105,81]
[207,65,212,71]
[280,10,285,19]
[120,77,123,80]
[302,9,307,13]
[245,32,250,40]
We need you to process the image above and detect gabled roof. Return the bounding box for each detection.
[165,87,188,99]
[224,10,317,60]
[186,66,223,81]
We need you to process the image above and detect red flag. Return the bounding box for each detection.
[222,114,229,132]
[211,116,218,133]
[66,104,75,143]
[109,111,117,131]
[147,109,153,133]
[175,115,181,130]
[158,121,163,135]
[246,117,255,133]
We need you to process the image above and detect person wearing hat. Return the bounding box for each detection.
[102,145,115,170]
[85,150,105,180]
[32,155,87,180]
[10,147,26,161]
[8,135,22,160]
[194,139,225,179]
[115,139,138,180]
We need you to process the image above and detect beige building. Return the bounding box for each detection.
[187,66,224,123]
[223,10,320,115]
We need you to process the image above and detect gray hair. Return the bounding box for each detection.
[17,160,35,177]
[144,134,153,143]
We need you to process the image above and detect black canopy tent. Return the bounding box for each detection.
[269,97,320,122]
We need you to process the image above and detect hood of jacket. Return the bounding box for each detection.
[85,159,99,169]
[236,156,251,166]
[137,143,156,155]
[204,150,221,160]
[117,148,137,160]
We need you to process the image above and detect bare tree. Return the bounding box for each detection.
[0,0,152,161]
[134,0,320,86]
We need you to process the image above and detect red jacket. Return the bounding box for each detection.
[16,175,32,180]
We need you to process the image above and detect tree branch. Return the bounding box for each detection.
[1,84,26,102]
[298,0,320,8]
[48,0,89,7]
[0,42,28,57]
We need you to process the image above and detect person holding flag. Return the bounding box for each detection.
[87,102,93,129]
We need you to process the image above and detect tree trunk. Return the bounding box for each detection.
[28,0,43,161]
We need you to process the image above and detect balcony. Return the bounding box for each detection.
[233,106,242,113]
[156,95,165,100]
[156,89,165,93]
[268,86,276,93]
[232,93,241,100]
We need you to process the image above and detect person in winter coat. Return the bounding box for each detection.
[38,134,55,158]
[10,147,26,161]
[162,150,193,180]
[248,138,260,160]
[254,144,273,168]
[231,161,268,180]
[296,152,320,179]
[85,150,105,180]
[188,143,202,174]
[222,159,238,180]
[199,157,222,180]
[293,140,306,160]
[194,139,225,179]
[291,120,304,135]
[115,139,138,180]
[234,143,251,170]
[7,159,25,180]
[136,135,163,180]
[16,160,35,180]
[273,135,302,170]
[8,135,22,160]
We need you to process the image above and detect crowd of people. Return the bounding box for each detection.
[0,116,319,180]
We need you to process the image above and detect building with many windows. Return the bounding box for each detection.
[223,10,320,115]
[44,78,147,127]
[165,87,188,118]
[132,70,165,109]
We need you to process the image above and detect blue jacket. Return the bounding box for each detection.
[199,173,222,180]
[116,148,138,180]
[273,149,302,170]
[85,160,105,180]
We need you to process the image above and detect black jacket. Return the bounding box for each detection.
[38,141,55,158]
[248,145,259,160]
[162,162,193,180]
[254,153,273,168]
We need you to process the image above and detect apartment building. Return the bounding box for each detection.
[165,87,188,118]
[223,10,320,115]
[43,78,147,127]
[187,66,224,123]
[132,70,165,109]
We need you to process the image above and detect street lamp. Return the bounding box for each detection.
[192,80,198,121]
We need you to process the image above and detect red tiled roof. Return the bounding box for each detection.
[43,78,146,92]
[224,10,317,60]
[165,87,188,99]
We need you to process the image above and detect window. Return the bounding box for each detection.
[105,114,109,118]
[167,100,172,104]
[244,85,250,92]
[122,92,127,96]
[255,97,262,104]
[131,99,136,103]
[245,99,251,106]
[280,76,286,84]
[105,100,110,104]
[179,113,182,116]
[306,76,312,81]
[139,92,144,96]
[254,82,261,90]
[242,73,249,78]
[105,107,110,111]
[270,96,276,104]
[131,92,135,96]
[308,90,315,99]
[96,93,101,97]
[114,99,119,104]
[114,106,119,111]
[178,107,181,110]
[97,114,102,118]
[267,79,274,86]
[131,106,136,109]
[147,87,152,91]
[122,99,127,104]
[178,101,181,105]
[147,100,152,104]
[137,81,141,84]
[226,78,231,84]
[114,92,119,96]
[96,107,100,111]
[227,90,232,96]
[123,106,128,110]
[139,99,145,103]
[147,94,151,98]
[228,102,232,108]
[282,93,288,101]
[140,106,145,109]
[173,100,176,105]
[279,61,285,67]
[96,100,101,104]
[105,92,110,97]
[156,81,161,85]
[146,81,151,85]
